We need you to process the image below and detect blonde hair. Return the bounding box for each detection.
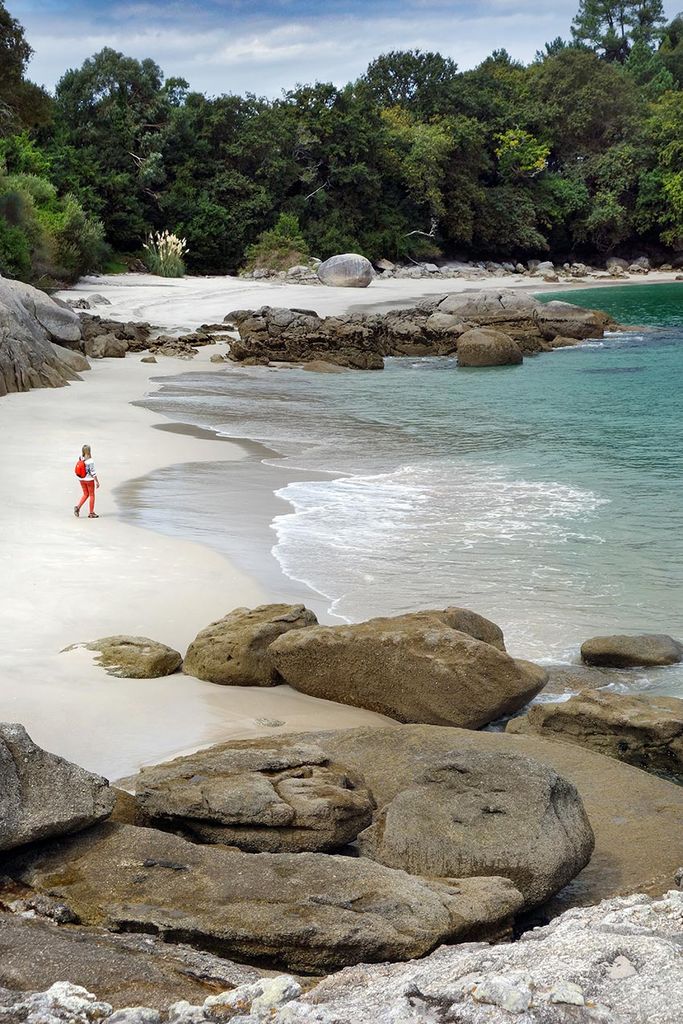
[82,444,91,458]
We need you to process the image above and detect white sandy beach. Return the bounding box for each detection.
[1,268,678,781]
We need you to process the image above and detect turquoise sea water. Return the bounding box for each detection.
[134,284,683,693]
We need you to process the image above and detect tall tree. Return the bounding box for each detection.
[572,1,665,61]
[0,1,50,132]
[361,50,459,117]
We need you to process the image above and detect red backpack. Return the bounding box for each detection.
[75,458,87,478]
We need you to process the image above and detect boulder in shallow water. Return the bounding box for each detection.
[507,690,683,780]
[0,723,114,851]
[358,748,594,908]
[317,253,374,288]
[581,633,683,668]
[76,636,182,679]
[269,611,544,727]
[183,604,317,686]
[2,822,523,972]
[135,741,375,852]
[456,328,523,367]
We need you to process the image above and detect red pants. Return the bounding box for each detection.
[78,480,95,514]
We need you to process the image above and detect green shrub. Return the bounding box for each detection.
[243,213,310,272]
[0,216,31,278]
[142,229,187,277]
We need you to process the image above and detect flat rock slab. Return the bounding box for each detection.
[135,742,375,852]
[74,636,182,679]
[0,724,114,853]
[581,633,683,668]
[183,604,317,686]
[270,890,683,1024]
[0,913,273,1010]
[269,612,543,728]
[358,749,594,908]
[0,823,523,974]
[508,690,683,781]
[194,727,683,914]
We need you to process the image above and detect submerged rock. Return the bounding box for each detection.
[317,253,373,288]
[0,723,114,852]
[581,632,683,668]
[507,690,683,780]
[74,636,182,679]
[183,604,317,686]
[2,822,523,973]
[135,742,375,853]
[358,749,594,908]
[269,611,544,728]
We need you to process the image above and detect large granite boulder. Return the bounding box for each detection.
[581,632,683,668]
[51,342,90,372]
[507,690,683,780]
[0,723,114,852]
[135,742,375,852]
[184,604,317,686]
[456,327,523,367]
[200,725,683,912]
[0,913,274,1010]
[266,890,683,1023]
[317,254,373,288]
[269,612,544,727]
[1,822,523,972]
[358,749,594,908]
[535,300,608,341]
[0,279,84,395]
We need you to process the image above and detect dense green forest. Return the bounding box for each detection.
[1,0,682,283]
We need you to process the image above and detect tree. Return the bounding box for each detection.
[361,50,459,117]
[0,1,51,132]
[571,1,666,62]
[659,13,683,85]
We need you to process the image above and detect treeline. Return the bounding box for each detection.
[1,0,682,283]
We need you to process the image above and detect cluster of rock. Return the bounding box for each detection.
[225,289,612,370]
[0,277,88,395]
[4,889,682,1023]
[77,316,228,361]
[243,251,683,287]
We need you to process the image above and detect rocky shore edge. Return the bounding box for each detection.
[1,276,620,394]
[2,603,682,1020]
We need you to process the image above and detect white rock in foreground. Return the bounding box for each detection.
[2,892,681,1023]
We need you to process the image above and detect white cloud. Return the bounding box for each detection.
[10,0,681,95]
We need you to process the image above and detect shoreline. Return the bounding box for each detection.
[0,347,391,781]
[1,272,678,780]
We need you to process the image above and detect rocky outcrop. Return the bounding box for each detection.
[0,723,114,852]
[0,913,275,1010]
[134,742,375,853]
[456,327,523,366]
[269,611,544,727]
[317,253,373,288]
[5,891,680,1022]
[250,891,683,1023]
[51,342,90,372]
[507,690,683,780]
[73,636,182,679]
[1,822,523,972]
[581,632,683,667]
[183,604,317,686]
[226,290,609,370]
[198,725,683,911]
[0,278,84,395]
[357,749,594,908]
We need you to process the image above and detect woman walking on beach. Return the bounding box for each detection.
[74,444,100,519]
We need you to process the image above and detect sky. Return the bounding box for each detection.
[7,0,681,97]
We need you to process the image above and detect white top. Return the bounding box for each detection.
[81,457,97,481]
